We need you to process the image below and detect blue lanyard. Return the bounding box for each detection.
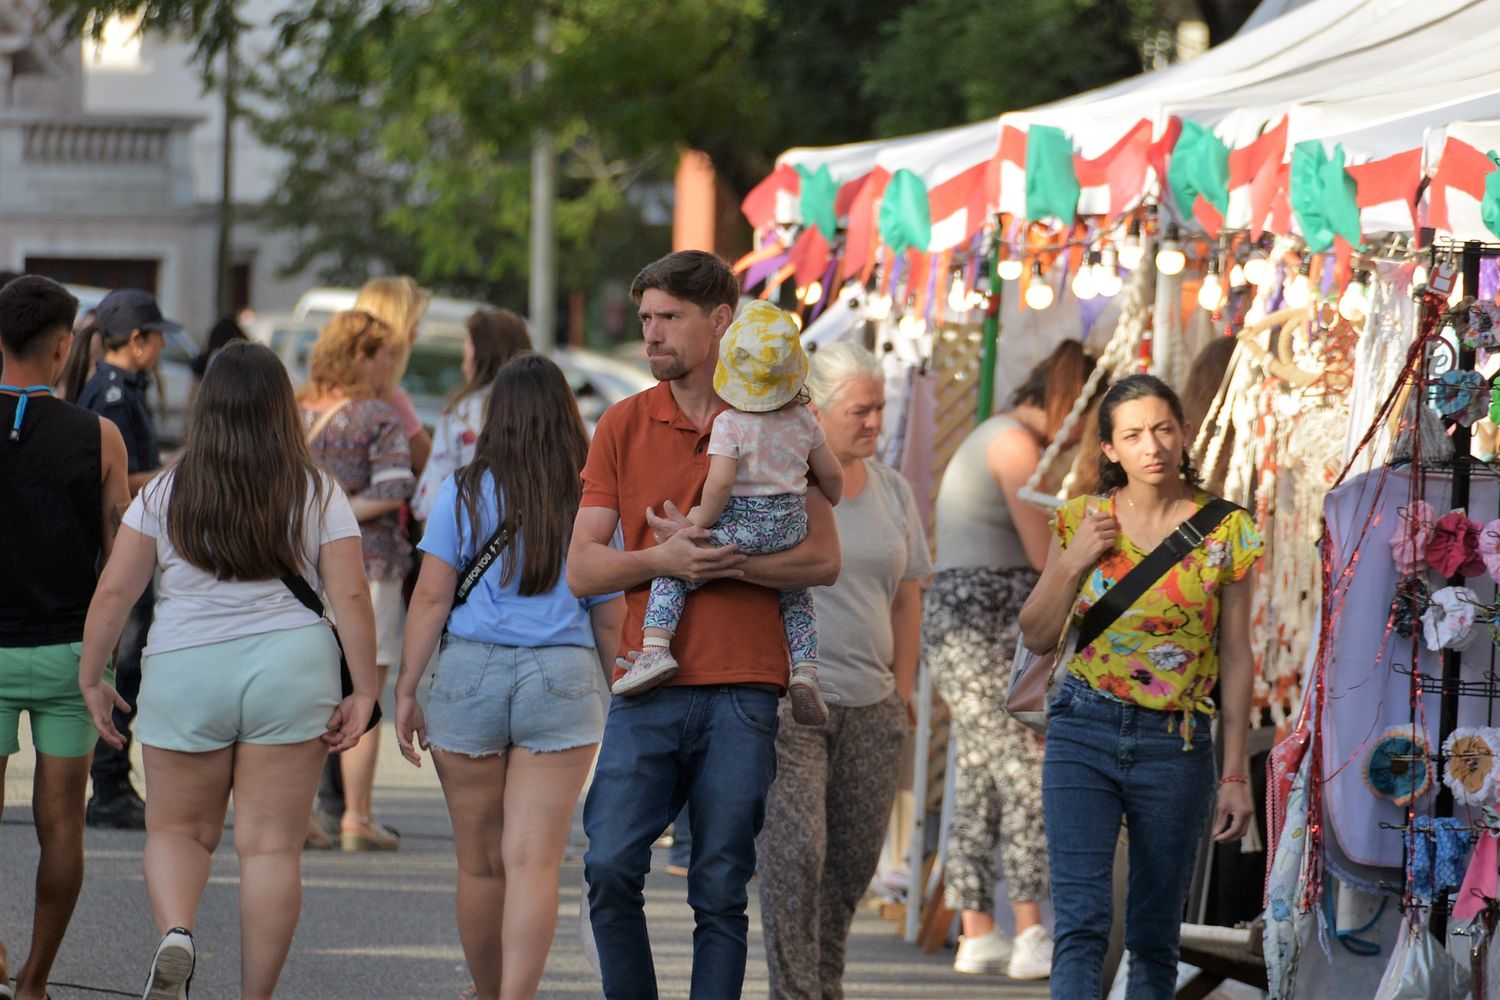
[1,384,52,442]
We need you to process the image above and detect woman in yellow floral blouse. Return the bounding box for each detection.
[1017,373,1262,1000]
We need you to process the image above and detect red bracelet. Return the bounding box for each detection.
[1219,774,1248,786]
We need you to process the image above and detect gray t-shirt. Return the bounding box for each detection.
[816,460,933,707]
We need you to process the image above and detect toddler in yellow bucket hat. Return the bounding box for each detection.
[612,300,844,725]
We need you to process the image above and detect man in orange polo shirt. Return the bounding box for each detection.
[569,250,840,999]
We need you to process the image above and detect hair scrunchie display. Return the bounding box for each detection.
[1428,511,1486,578]
[1389,501,1436,575]
[1422,586,1482,651]
[1443,727,1499,806]
[1480,519,1500,584]
[1365,728,1432,807]
[1434,370,1489,427]
[1390,576,1431,639]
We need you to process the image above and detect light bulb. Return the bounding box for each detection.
[788,312,804,331]
[838,281,863,303]
[1284,272,1311,309]
[1243,255,1269,286]
[866,292,893,320]
[998,258,1024,281]
[1094,248,1122,297]
[965,290,987,309]
[1118,219,1143,271]
[898,313,926,338]
[1071,264,1097,301]
[1338,270,1370,322]
[1024,263,1054,310]
[1156,225,1186,276]
[1197,273,1223,312]
[1228,263,1246,287]
[947,274,969,313]
[797,280,822,305]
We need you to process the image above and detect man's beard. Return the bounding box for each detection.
[648,353,689,381]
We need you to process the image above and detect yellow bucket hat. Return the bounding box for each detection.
[713,301,808,412]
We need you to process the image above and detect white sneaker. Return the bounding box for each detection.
[611,647,679,696]
[142,927,195,999]
[953,929,1012,974]
[1006,924,1054,980]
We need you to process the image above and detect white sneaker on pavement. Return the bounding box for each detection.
[1006,924,1054,980]
[953,929,1012,975]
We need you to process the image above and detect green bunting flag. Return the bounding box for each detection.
[1167,120,1229,220]
[878,169,932,255]
[1481,151,1500,242]
[796,164,839,240]
[1025,125,1079,224]
[1290,141,1363,253]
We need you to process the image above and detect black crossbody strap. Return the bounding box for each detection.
[1074,497,1240,651]
[453,523,512,607]
[281,572,327,618]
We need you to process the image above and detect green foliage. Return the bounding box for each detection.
[861,0,1169,137]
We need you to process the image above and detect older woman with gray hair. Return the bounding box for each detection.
[756,341,931,999]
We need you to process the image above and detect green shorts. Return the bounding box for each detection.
[0,642,99,759]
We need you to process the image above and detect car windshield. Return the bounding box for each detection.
[403,342,465,399]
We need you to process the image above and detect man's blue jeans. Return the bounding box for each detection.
[1042,675,1215,1000]
[584,684,780,1000]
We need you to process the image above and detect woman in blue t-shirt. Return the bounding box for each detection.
[395,353,623,1000]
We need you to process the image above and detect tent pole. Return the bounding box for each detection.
[976,253,1001,422]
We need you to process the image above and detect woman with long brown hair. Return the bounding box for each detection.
[298,309,415,852]
[412,308,532,521]
[77,341,378,1000]
[395,353,623,1000]
[924,339,1095,981]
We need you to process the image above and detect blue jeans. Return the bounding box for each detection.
[1042,675,1215,1000]
[584,684,780,999]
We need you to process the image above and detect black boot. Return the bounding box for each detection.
[86,773,146,830]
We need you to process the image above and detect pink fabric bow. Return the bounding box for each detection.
[1481,519,1500,583]
[1454,830,1498,922]
[1428,511,1486,578]
[1389,501,1436,575]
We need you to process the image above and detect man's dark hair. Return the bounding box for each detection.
[0,275,80,360]
[629,251,739,313]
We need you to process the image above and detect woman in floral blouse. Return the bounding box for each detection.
[1017,373,1262,1000]
[299,309,415,852]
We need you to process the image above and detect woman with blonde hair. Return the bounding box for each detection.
[78,341,378,999]
[299,309,415,851]
[354,276,433,474]
[412,308,532,521]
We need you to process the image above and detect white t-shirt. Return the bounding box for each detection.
[123,470,362,656]
[706,405,826,497]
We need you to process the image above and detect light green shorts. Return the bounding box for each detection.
[137,624,342,753]
[0,641,99,759]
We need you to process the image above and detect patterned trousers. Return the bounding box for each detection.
[757,692,909,1000]
[924,566,1049,911]
[644,493,817,662]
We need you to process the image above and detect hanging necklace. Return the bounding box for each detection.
[1,384,52,442]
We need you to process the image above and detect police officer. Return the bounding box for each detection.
[76,288,180,829]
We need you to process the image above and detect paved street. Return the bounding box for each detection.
[1,691,1048,999]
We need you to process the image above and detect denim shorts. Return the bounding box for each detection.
[137,624,342,752]
[425,637,605,756]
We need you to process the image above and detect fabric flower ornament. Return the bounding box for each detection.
[1389,501,1436,575]
[1366,727,1432,806]
[1433,370,1488,427]
[1428,511,1486,578]
[1443,727,1498,806]
[1422,586,1482,651]
[1390,576,1431,639]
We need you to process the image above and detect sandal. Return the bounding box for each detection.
[341,813,400,852]
[458,985,477,1000]
[304,809,337,851]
